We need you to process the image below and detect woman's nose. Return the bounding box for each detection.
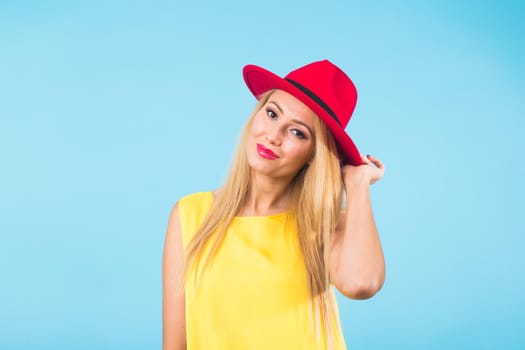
[266,127,282,146]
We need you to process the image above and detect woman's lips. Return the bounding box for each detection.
[257,143,279,160]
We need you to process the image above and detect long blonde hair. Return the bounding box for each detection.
[180,89,344,347]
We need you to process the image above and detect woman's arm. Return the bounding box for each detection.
[330,154,386,300]
[162,202,187,350]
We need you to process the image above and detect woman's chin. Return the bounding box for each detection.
[248,160,302,182]
[247,157,281,176]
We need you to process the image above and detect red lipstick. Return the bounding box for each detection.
[257,143,279,160]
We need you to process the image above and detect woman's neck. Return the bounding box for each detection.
[240,174,292,216]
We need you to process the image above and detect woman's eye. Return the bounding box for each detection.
[266,108,277,119]
[291,129,306,139]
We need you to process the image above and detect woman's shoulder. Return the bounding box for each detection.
[177,189,219,218]
[179,190,214,204]
[176,190,218,247]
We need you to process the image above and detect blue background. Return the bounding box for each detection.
[1,1,524,349]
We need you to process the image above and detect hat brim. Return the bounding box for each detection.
[243,64,362,166]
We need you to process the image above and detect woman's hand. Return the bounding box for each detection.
[342,154,385,188]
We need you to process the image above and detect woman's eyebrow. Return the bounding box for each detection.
[268,100,313,135]
[292,119,313,135]
[268,101,284,114]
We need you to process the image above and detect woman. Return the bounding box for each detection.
[162,60,386,350]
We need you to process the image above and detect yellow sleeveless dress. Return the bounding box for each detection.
[178,192,347,350]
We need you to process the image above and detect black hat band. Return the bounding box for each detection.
[285,78,342,126]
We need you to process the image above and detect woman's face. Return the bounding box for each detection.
[246,89,317,181]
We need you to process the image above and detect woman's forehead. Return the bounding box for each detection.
[267,89,317,124]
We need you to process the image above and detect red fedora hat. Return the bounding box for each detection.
[243,60,363,166]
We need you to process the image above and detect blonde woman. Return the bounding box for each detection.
[162,60,386,350]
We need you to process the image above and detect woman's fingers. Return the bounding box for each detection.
[360,154,371,165]
[366,154,385,170]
